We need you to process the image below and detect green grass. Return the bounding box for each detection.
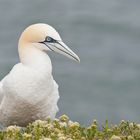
[0,115,140,140]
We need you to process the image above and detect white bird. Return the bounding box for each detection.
[0,23,80,127]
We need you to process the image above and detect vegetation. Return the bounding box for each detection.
[0,115,140,140]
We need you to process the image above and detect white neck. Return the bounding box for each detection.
[18,44,52,74]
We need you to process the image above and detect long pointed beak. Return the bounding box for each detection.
[45,41,80,62]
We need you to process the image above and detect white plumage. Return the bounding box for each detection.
[0,23,79,126]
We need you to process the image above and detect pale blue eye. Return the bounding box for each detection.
[46,36,53,42]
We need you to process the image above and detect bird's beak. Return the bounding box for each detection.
[45,41,80,62]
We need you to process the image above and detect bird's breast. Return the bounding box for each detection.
[0,63,59,126]
[4,64,55,103]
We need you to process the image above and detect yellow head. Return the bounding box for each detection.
[18,23,80,62]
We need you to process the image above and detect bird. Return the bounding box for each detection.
[0,23,80,127]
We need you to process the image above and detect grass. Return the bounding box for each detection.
[0,115,140,140]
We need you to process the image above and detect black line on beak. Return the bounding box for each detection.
[40,42,54,52]
[40,41,79,62]
[53,43,79,62]
[56,41,71,53]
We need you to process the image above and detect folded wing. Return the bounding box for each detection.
[0,81,4,103]
[0,75,8,103]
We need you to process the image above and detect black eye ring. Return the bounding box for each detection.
[45,36,54,43]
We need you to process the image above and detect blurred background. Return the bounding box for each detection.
[0,0,140,125]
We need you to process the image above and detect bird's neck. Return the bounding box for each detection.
[18,45,52,74]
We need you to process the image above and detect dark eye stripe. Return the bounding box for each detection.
[45,36,56,43]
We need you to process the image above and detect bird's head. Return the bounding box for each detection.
[19,23,80,62]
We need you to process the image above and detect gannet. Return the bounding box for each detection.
[0,23,80,127]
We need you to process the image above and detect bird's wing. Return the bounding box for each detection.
[0,74,9,101]
[52,80,59,111]
[0,75,8,103]
[0,81,3,102]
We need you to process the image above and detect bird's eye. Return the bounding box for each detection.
[45,36,54,42]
